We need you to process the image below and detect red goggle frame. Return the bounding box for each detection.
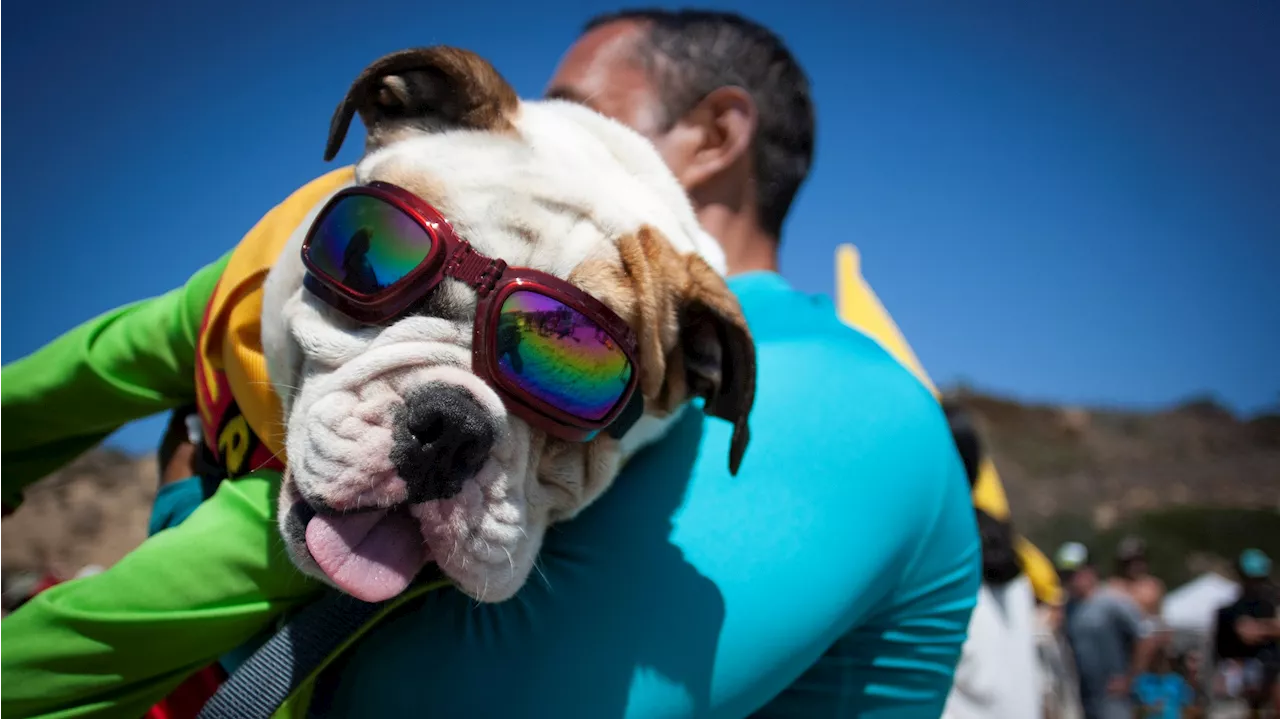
[300,182,643,441]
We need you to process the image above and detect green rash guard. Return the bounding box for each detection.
[2,254,226,502]
[0,254,323,719]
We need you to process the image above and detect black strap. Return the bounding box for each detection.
[197,590,389,719]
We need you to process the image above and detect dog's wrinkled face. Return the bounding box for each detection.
[262,48,755,604]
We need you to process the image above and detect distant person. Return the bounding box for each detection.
[1213,548,1280,715]
[1177,649,1207,718]
[1061,546,1157,719]
[939,401,1043,719]
[1109,536,1166,622]
[156,405,200,486]
[339,228,380,294]
[151,405,209,536]
[1051,541,1094,716]
[1057,541,1092,632]
[494,312,526,376]
[1133,645,1194,719]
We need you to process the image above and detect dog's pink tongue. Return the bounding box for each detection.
[305,508,427,603]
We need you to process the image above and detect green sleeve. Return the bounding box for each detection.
[0,470,322,719]
[0,253,231,509]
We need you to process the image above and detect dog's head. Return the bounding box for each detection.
[262,47,756,604]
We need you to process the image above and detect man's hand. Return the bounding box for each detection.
[1042,603,1064,634]
[1107,674,1130,697]
[161,441,198,486]
[1236,616,1268,645]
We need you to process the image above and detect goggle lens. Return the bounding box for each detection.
[306,194,436,296]
[495,290,633,422]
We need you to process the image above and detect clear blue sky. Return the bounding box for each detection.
[3,0,1278,454]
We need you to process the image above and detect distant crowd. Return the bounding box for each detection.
[1044,540,1279,719]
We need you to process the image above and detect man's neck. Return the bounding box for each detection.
[696,205,779,276]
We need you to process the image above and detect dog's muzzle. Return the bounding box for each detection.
[289,377,503,603]
[391,382,497,503]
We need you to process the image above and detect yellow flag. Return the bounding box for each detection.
[833,244,1062,604]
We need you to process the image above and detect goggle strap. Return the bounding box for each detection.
[444,242,507,298]
[606,392,646,440]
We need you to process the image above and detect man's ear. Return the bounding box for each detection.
[616,227,757,475]
[324,46,518,162]
[661,86,756,191]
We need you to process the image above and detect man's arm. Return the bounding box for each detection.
[1235,615,1280,644]
[1,253,230,509]
[1111,598,1159,695]
[1128,635,1160,685]
[0,469,321,719]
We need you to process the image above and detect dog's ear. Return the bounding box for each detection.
[617,227,757,475]
[324,46,518,162]
[678,254,757,475]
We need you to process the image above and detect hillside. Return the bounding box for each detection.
[3,390,1279,589]
[955,390,1280,527]
[951,389,1280,584]
[2,449,157,577]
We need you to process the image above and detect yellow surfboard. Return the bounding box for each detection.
[834,244,1061,604]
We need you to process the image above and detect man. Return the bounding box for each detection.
[1052,542,1094,717]
[547,3,1061,601]
[547,10,1053,716]
[1213,549,1280,714]
[2,10,980,718]
[1057,541,1091,633]
[1109,536,1166,621]
[1059,545,1157,719]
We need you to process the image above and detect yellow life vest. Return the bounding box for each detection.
[193,167,356,476]
[834,244,1063,605]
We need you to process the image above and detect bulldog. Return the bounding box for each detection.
[260,47,756,605]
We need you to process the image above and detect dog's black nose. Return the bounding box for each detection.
[391,383,496,503]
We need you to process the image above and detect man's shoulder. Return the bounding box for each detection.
[731,273,935,395]
[1094,587,1148,625]
[722,276,970,528]
[698,272,971,545]
[747,290,946,443]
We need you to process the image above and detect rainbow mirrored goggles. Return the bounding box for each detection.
[301,182,643,441]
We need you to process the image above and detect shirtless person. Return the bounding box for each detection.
[1109,536,1166,622]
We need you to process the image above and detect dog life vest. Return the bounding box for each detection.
[140,168,358,719]
[193,167,356,478]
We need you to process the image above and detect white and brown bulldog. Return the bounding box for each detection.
[260,47,756,605]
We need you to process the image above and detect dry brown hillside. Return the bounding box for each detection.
[954,390,1280,528]
[3,391,1279,590]
[2,449,156,576]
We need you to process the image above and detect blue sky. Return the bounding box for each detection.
[3,0,1278,453]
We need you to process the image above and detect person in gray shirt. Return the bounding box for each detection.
[1061,547,1156,719]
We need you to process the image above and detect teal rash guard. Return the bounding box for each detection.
[294,271,982,718]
